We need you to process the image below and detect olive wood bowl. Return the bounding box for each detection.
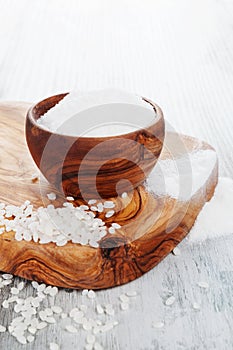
[25,93,165,199]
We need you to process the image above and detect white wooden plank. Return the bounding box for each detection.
[0,0,233,349]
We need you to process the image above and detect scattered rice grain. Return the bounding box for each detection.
[152,321,164,328]
[0,325,6,332]
[120,302,129,310]
[192,302,201,310]
[86,334,95,344]
[126,291,137,297]
[50,343,60,350]
[165,296,176,306]
[65,325,78,333]
[172,247,181,256]
[197,281,209,289]
[47,193,56,201]
[87,290,96,299]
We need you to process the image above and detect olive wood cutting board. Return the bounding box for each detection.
[0,102,218,289]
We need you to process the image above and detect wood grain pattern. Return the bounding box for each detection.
[0,103,218,289]
[25,94,165,199]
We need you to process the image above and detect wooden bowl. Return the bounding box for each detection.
[25,93,165,199]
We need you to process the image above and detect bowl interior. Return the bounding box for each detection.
[31,94,159,138]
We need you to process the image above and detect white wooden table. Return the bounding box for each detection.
[0,0,233,349]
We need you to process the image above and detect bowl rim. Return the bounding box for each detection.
[27,93,164,141]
